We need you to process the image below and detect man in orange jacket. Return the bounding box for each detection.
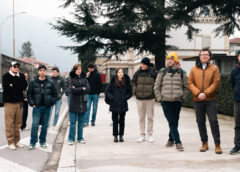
[188,48,222,154]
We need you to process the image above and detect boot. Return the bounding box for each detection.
[200,142,208,152]
[215,144,223,154]
[119,136,124,142]
[114,136,118,143]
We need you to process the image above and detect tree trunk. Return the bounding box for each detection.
[154,0,166,71]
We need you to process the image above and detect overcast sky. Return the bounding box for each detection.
[0,0,78,72]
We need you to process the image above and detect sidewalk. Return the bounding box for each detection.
[57,97,240,172]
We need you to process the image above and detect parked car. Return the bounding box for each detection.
[0,83,3,107]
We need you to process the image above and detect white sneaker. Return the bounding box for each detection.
[25,126,30,130]
[78,140,87,144]
[15,142,24,148]
[137,136,145,143]
[8,144,16,150]
[68,141,74,145]
[148,135,154,143]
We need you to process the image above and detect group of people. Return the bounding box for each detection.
[2,47,240,156]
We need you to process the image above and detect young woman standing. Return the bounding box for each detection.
[105,68,132,142]
[67,64,90,144]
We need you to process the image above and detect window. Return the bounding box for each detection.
[202,36,211,48]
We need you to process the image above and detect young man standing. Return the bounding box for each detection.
[2,61,27,150]
[132,57,157,143]
[188,48,222,154]
[84,64,102,126]
[48,67,65,130]
[21,73,30,131]
[154,52,188,151]
[230,51,240,155]
[27,65,57,149]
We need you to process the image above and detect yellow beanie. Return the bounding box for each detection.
[167,52,178,62]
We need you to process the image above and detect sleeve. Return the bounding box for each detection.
[204,66,220,96]
[27,81,35,106]
[71,78,90,95]
[51,82,58,104]
[105,83,114,101]
[154,71,164,102]
[131,72,137,95]
[182,71,190,100]
[126,77,132,100]
[60,77,66,96]
[188,68,201,97]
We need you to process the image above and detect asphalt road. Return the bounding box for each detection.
[0,96,68,172]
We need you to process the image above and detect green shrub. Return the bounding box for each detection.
[183,73,234,117]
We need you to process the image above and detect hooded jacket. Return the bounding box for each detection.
[67,71,90,113]
[188,62,220,102]
[105,74,132,113]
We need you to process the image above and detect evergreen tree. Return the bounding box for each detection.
[53,0,240,70]
[19,41,34,57]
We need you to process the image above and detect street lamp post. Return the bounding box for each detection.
[0,12,26,83]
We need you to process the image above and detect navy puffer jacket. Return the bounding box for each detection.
[231,64,240,102]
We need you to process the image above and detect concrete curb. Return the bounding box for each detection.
[43,107,69,172]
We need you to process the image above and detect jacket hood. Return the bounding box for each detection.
[110,74,131,85]
[69,71,86,78]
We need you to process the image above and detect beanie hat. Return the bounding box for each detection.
[167,52,180,68]
[141,57,151,66]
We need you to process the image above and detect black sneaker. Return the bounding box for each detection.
[91,123,95,126]
[230,146,240,155]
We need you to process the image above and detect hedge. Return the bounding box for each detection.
[182,73,234,117]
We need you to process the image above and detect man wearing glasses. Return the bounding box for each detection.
[2,61,27,150]
[188,48,222,154]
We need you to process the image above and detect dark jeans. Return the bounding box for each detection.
[68,112,85,141]
[30,106,50,145]
[112,113,126,136]
[161,101,182,144]
[21,100,29,130]
[194,100,220,145]
[234,102,240,147]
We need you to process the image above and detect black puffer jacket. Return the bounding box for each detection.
[105,74,132,113]
[27,77,57,107]
[67,71,90,113]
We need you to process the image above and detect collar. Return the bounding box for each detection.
[9,70,20,77]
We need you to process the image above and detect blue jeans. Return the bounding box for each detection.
[161,101,182,144]
[84,94,99,124]
[48,98,62,126]
[30,106,51,145]
[68,112,85,141]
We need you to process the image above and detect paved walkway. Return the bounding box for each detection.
[57,97,240,172]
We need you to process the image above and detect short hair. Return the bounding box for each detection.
[88,63,96,68]
[72,64,81,73]
[52,67,59,72]
[199,47,212,57]
[38,65,47,71]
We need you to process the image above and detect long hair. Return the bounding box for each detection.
[115,68,125,87]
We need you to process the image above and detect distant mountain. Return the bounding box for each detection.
[1,13,78,72]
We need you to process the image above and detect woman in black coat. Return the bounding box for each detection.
[67,64,90,145]
[105,68,132,142]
